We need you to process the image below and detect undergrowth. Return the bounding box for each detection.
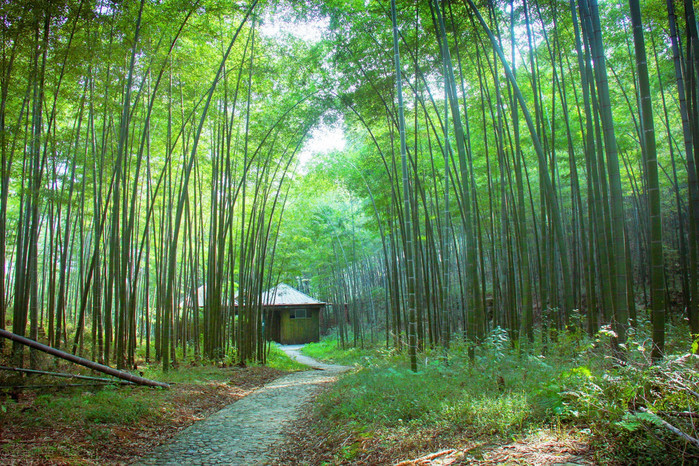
[0,361,285,464]
[141,364,237,384]
[307,322,699,464]
[31,386,153,425]
[302,336,391,366]
[139,342,304,383]
[0,341,301,464]
[266,343,309,371]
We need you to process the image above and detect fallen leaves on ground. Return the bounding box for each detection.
[467,434,592,465]
[394,449,463,465]
[0,365,285,465]
[273,391,593,466]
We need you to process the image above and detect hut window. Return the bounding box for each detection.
[290,309,310,319]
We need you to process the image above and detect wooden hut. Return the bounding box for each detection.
[262,283,324,345]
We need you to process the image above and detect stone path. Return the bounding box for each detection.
[135,346,350,465]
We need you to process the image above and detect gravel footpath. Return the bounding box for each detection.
[135,346,349,465]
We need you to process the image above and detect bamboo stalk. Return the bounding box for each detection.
[0,329,168,388]
[0,365,134,384]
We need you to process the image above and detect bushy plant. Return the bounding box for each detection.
[310,322,699,464]
[559,352,699,463]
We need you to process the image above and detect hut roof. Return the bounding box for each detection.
[180,285,234,308]
[261,283,324,306]
[179,285,207,308]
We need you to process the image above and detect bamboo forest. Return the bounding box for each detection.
[2,0,699,464]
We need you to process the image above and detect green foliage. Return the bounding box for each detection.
[616,410,663,432]
[265,343,308,371]
[302,337,390,366]
[315,330,565,438]
[532,324,699,463]
[556,352,699,463]
[273,168,382,297]
[33,388,151,425]
[310,327,699,464]
[141,364,234,384]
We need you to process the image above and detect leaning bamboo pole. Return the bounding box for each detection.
[0,329,169,388]
[0,366,134,385]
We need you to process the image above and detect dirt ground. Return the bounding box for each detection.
[0,365,285,465]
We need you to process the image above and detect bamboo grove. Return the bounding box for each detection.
[1,0,330,370]
[1,0,698,372]
[277,0,699,366]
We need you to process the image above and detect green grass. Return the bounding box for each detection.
[29,386,153,426]
[308,322,699,464]
[302,337,392,366]
[317,345,557,436]
[266,343,309,371]
[141,363,237,384]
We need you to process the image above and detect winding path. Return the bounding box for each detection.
[136,346,349,465]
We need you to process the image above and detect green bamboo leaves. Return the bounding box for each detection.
[0,0,695,372]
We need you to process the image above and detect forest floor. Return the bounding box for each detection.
[0,361,286,465]
[136,346,350,465]
[271,384,594,466]
[5,336,696,465]
[273,412,593,465]
[271,340,604,465]
[1,346,592,465]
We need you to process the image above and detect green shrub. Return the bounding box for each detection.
[561,353,699,463]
